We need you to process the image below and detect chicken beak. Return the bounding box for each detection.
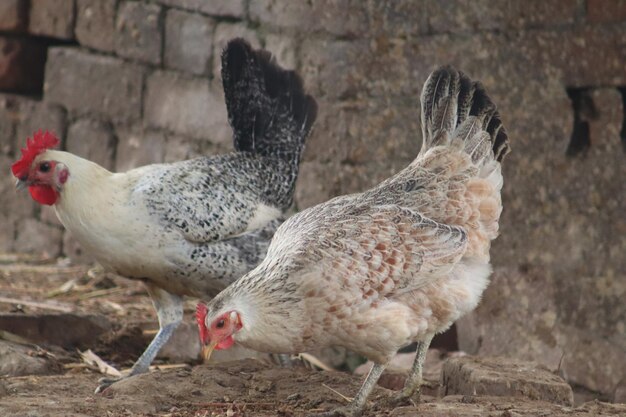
[15,178,27,192]
[201,340,218,362]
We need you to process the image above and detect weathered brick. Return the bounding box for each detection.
[164,9,215,75]
[442,356,574,406]
[14,101,67,156]
[425,0,579,34]
[63,231,95,264]
[115,126,166,172]
[367,0,428,37]
[300,39,372,100]
[0,0,28,32]
[45,48,144,122]
[0,154,19,249]
[156,0,244,18]
[40,205,62,227]
[75,0,116,52]
[115,1,163,65]
[29,0,75,39]
[0,94,66,161]
[164,134,201,163]
[144,71,230,144]
[0,37,47,94]
[587,0,626,23]
[14,218,63,258]
[249,0,368,37]
[212,22,260,81]
[264,34,297,69]
[66,118,116,170]
[0,97,18,155]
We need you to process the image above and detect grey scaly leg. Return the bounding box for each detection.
[396,334,434,403]
[312,363,387,417]
[95,283,183,393]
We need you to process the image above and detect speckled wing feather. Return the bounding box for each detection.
[133,155,291,244]
[263,202,468,296]
[133,39,318,245]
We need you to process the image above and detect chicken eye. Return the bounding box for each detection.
[216,319,225,329]
[39,162,51,173]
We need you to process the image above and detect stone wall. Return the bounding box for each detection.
[0,0,624,401]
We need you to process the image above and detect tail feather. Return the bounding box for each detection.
[420,66,510,164]
[221,38,318,166]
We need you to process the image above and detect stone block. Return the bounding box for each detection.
[14,101,67,156]
[39,205,62,227]
[391,396,626,417]
[163,134,202,163]
[212,22,260,81]
[13,218,63,258]
[354,349,451,396]
[366,0,428,37]
[264,34,297,69]
[29,0,75,39]
[115,1,163,65]
[158,320,200,362]
[0,340,61,377]
[45,48,145,123]
[249,0,368,38]
[425,0,580,33]
[587,0,626,23]
[0,97,18,155]
[0,313,111,348]
[115,126,166,172]
[299,39,372,100]
[62,230,95,265]
[0,0,28,32]
[156,0,244,18]
[164,9,214,75]
[144,71,230,144]
[75,0,116,52]
[615,382,626,404]
[0,37,47,94]
[66,118,116,170]
[441,356,574,406]
[0,152,37,220]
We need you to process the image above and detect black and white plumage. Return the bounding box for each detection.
[197,66,510,416]
[11,38,317,391]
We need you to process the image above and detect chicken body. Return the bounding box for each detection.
[198,66,509,416]
[12,39,317,391]
[48,153,289,298]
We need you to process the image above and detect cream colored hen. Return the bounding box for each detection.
[197,66,510,416]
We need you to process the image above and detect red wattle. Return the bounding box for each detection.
[216,335,235,350]
[29,185,58,205]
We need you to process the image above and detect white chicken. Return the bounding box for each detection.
[12,39,317,391]
[196,66,510,416]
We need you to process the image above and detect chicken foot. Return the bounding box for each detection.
[391,334,434,405]
[95,283,183,393]
[312,363,387,417]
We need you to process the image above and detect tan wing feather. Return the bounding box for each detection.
[294,204,467,301]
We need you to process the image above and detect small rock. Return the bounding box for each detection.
[441,356,574,406]
[0,313,111,349]
[0,340,61,376]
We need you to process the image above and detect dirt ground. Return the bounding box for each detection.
[1,255,625,417]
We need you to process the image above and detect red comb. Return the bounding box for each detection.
[196,303,208,324]
[12,130,60,179]
[196,303,209,342]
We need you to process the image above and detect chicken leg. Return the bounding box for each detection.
[394,334,434,404]
[96,283,183,393]
[313,363,387,417]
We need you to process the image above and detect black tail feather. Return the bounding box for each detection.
[421,65,510,163]
[221,38,318,165]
